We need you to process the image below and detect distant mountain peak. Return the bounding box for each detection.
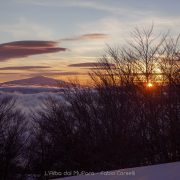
[1,76,69,87]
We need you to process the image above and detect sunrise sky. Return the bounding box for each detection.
[0,0,180,83]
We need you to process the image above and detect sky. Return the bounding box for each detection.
[0,0,180,83]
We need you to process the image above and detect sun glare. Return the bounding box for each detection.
[146,82,153,88]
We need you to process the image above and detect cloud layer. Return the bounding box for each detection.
[0,66,51,70]
[26,71,80,77]
[62,33,109,41]
[68,62,115,68]
[0,89,65,115]
[0,41,67,61]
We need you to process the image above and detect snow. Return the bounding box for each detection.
[51,162,180,180]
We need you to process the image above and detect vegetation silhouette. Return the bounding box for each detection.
[0,27,179,179]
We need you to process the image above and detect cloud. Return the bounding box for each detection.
[26,71,80,77]
[62,33,109,41]
[15,0,147,17]
[16,0,180,18]
[0,66,51,70]
[0,73,20,75]
[68,62,115,68]
[16,0,119,13]
[0,41,67,61]
[0,89,65,115]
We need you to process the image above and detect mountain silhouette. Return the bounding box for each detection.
[1,76,70,87]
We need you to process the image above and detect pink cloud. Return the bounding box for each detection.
[0,41,67,61]
[62,33,109,41]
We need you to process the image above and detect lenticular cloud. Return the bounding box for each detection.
[0,40,67,61]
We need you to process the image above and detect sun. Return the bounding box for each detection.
[146,82,153,88]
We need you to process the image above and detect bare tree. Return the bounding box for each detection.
[30,27,180,178]
[0,96,27,180]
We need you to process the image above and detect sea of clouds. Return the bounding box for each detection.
[0,86,65,115]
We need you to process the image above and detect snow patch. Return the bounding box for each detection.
[51,162,180,180]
